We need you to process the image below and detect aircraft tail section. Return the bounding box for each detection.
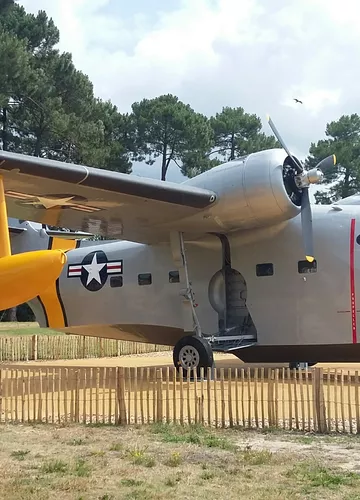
[9,218,92,255]
[47,234,80,252]
[6,219,95,324]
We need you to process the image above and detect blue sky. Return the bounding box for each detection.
[18,0,360,195]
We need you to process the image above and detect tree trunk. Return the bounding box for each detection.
[161,141,168,181]
[230,132,235,161]
[342,167,351,198]
[34,134,42,157]
[7,307,17,322]
[34,114,45,157]
[2,107,7,151]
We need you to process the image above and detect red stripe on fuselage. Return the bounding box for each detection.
[350,218,357,343]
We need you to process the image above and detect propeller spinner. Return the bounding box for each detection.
[266,115,336,262]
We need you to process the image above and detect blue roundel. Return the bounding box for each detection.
[67,250,123,292]
[79,250,109,292]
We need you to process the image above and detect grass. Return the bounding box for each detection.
[10,450,30,461]
[0,321,61,336]
[0,424,360,499]
[286,461,360,494]
[149,421,237,450]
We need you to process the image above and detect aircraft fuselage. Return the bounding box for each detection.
[15,203,360,364]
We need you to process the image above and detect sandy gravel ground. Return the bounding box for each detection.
[3,351,360,375]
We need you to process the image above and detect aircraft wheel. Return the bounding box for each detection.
[289,362,317,369]
[173,335,214,377]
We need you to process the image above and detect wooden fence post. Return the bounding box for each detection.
[100,338,104,358]
[156,369,163,423]
[0,369,2,422]
[31,335,38,361]
[314,367,327,433]
[267,370,274,428]
[75,370,80,423]
[117,367,127,425]
[355,371,360,434]
[82,337,86,359]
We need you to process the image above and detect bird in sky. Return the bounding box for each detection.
[294,98,303,104]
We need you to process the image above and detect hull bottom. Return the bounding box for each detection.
[60,323,185,346]
[233,343,360,364]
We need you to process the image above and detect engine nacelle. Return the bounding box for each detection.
[187,148,302,232]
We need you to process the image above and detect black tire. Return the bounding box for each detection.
[173,335,214,377]
[289,362,317,369]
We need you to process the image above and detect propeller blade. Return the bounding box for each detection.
[301,187,314,262]
[266,115,302,173]
[315,154,336,172]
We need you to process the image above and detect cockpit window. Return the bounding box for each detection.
[298,260,317,274]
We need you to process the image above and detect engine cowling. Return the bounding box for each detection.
[187,148,303,232]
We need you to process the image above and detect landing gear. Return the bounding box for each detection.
[170,231,214,377]
[173,335,214,377]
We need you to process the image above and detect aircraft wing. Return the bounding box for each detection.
[0,151,216,244]
[334,194,360,205]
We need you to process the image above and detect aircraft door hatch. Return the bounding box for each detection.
[207,234,257,352]
[226,268,255,333]
[208,267,256,338]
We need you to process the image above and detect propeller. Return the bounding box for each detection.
[266,115,336,262]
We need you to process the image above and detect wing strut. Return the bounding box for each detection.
[0,175,68,310]
[170,231,202,337]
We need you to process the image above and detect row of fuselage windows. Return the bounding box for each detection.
[109,270,180,288]
[109,261,317,289]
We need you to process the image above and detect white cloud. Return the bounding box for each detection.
[18,0,360,190]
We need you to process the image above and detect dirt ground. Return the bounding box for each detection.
[4,350,360,374]
[2,351,360,498]
[2,422,360,500]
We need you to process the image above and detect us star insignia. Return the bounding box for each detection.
[5,191,101,213]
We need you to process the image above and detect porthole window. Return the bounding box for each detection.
[256,263,274,277]
[356,235,360,246]
[138,273,152,286]
[169,271,180,283]
[298,260,317,274]
[110,276,123,288]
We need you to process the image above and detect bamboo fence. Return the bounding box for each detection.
[0,335,172,362]
[0,366,359,434]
